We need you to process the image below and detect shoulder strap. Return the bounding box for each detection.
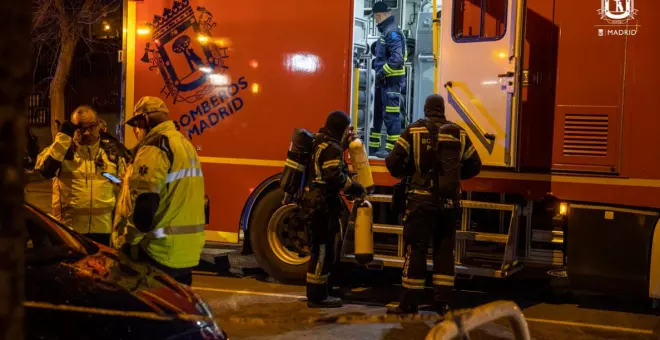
[421,118,441,196]
[422,117,439,158]
[144,133,175,171]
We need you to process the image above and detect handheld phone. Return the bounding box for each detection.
[101,172,122,185]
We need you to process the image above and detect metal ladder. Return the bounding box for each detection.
[342,193,524,278]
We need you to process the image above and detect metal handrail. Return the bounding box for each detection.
[425,301,531,340]
[443,82,496,141]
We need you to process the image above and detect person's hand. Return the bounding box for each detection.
[342,126,356,149]
[376,69,386,82]
[58,120,78,137]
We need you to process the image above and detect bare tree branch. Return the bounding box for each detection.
[32,0,122,137]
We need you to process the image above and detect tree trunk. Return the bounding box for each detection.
[0,1,31,339]
[49,35,79,138]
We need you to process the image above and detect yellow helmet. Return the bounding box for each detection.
[125,96,169,127]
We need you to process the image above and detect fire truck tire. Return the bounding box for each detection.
[249,187,349,283]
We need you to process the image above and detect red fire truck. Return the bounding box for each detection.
[121,0,660,302]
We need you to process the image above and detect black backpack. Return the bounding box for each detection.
[422,118,462,200]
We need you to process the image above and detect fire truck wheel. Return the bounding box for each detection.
[249,188,348,283]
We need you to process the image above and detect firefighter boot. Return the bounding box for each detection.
[433,285,453,315]
[307,296,343,308]
[386,288,420,314]
[374,149,390,159]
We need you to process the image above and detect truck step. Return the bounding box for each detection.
[456,231,508,243]
[341,254,523,278]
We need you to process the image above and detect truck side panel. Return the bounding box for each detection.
[131,0,354,240]
[453,0,660,209]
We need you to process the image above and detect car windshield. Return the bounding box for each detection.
[24,203,97,264]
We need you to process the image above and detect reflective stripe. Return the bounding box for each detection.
[432,274,455,287]
[321,159,340,169]
[385,142,394,151]
[52,142,69,159]
[385,70,405,77]
[463,145,476,160]
[439,134,460,142]
[62,206,115,216]
[387,134,400,141]
[147,225,205,240]
[314,143,329,181]
[409,189,431,196]
[413,132,420,171]
[306,272,329,285]
[410,127,428,133]
[165,167,203,184]
[385,106,400,113]
[285,158,304,171]
[383,63,393,75]
[402,277,426,290]
[383,63,405,76]
[386,92,400,96]
[396,137,410,153]
[369,142,380,148]
[315,245,326,276]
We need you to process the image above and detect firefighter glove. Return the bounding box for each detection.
[59,120,78,137]
[344,181,365,198]
[341,127,355,150]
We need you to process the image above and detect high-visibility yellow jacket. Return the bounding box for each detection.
[115,121,206,269]
[36,133,127,235]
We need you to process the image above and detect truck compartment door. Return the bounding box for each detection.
[439,0,524,167]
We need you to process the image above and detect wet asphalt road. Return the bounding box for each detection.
[24,180,660,339]
[192,253,660,340]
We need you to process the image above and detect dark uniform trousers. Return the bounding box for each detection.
[400,195,458,309]
[306,194,341,302]
[370,77,403,154]
[123,245,194,286]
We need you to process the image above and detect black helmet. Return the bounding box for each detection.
[372,1,390,14]
[323,110,350,140]
[424,94,445,118]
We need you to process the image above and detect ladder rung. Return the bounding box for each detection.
[373,224,403,234]
[460,200,517,212]
[456,263,523,278]
[363,197,517,212]
[456,231,508,243]
[366,194,392,202]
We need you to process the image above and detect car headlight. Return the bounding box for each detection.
[193,292,226,339]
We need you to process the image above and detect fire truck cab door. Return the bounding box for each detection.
[439,0,524,167]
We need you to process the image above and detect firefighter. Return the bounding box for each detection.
[35,106,127,246]
[370,1,407,159]
[115,96,205,286]
[385,94,482,314]
[305,110,365,308]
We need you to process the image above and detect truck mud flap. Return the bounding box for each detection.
[566,204,659,297]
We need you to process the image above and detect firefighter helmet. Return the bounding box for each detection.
[124,96,169,127]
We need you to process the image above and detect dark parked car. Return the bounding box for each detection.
[23,202,227,340]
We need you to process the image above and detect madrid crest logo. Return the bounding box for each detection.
[597,0,638,24]
[141,0,229,104]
